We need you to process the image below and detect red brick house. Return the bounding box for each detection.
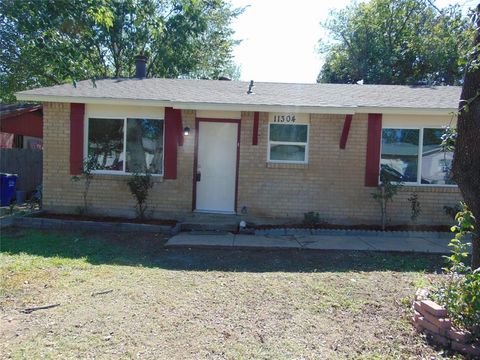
[15,71,461,225]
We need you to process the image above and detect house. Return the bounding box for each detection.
[0,103,43,195]
[0,103,43,149]
[15,61,461,225]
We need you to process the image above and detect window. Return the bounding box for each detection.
[381,128,455,185]
[421,128,454,185]
[268,123,308,163]
[87,117,164,175]
[381,129,419,182]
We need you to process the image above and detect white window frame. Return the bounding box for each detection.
[267,122,309,164]
[380,126,456,187]
[84,116,165,176]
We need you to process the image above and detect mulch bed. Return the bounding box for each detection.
[33,213,177,227]
[254,223,450,232]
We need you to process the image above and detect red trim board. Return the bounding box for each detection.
[365,113,382,187]
[252,111,259,145]
[70,103,85,175]
[339,114,353,149]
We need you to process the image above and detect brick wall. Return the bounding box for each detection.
[42,102,195,219]
[237,112,461,225]
[42,102,461,224]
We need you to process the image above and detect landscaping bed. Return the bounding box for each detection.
[33,212,177,226]
[11,212,179,234]
[254,223,450,232]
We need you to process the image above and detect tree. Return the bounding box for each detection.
[452,4,480,270]
[317,0,471,85]
[0,0,242,102]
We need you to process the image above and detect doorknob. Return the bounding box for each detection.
[196,172,201,181]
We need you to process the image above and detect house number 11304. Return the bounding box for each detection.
[273,115,296,123]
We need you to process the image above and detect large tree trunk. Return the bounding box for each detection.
[452,4,480,270]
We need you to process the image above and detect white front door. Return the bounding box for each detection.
[196,121,238,213]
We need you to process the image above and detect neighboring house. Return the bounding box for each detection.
[0,103,43,149]
[15,62,461,225]
[0,103,43,194]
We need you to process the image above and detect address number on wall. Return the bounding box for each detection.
[273,115,296,123]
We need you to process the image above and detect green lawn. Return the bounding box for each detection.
[0,228,463,359]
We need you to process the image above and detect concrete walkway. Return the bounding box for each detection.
[165,231,455,253]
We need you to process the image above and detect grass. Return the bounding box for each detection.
[0,228,464,359]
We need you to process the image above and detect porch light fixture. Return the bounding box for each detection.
[183,127,190,136]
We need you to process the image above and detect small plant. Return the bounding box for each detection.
[371,174,401,231]
[432,203,480,341]
[127,170,153,220]
[303,211,321,225]
[71,156,97,215]
[408,192,421,225]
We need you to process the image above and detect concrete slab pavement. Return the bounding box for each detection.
[298,235,376,251]
[358,236,451,253]
[165,231,456,254]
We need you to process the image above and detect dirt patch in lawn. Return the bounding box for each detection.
[33,212,178,226]
[0,228,462,359]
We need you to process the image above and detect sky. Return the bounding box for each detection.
[229,0,478,84]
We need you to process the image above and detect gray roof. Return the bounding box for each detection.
[15,78,461,112]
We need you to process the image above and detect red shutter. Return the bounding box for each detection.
[365,113,382,187]
[70,103,85,175]
[339,114,353,149]
[164,107,182,179]
[252,111,259,145]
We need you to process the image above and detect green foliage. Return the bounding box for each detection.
[441,126,457,153]
[70,156,97,215]
[127,171,154,220]
[317,0,473,85]
[408,193,421,224]
[303,211,322,225]
[432,203,480,341]
[0,0,243,102]
[371,173,401,230]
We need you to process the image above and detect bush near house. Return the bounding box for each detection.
[432,204,480,342]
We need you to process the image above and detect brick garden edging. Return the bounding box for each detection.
[255,227,452,239]
[11,215,180,235]
[412,291,480,357]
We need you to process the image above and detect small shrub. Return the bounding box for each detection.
[70,156,97,215]
[303,211,321,225]
[432,203,480,341]
[127,170,153,220]
[408,192,421,225]
[371,174,401,231]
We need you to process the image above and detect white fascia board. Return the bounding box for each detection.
[356,106,457,116]
[172,102,356,114]
[15,94,173,107]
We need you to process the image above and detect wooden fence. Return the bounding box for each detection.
[0,149,42,192]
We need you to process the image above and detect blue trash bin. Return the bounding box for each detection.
[0,173,18,206]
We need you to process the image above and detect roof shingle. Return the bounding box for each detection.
[15,78,461,111]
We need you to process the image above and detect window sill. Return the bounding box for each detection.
[87,173,165,183]
[266,162,308,169]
